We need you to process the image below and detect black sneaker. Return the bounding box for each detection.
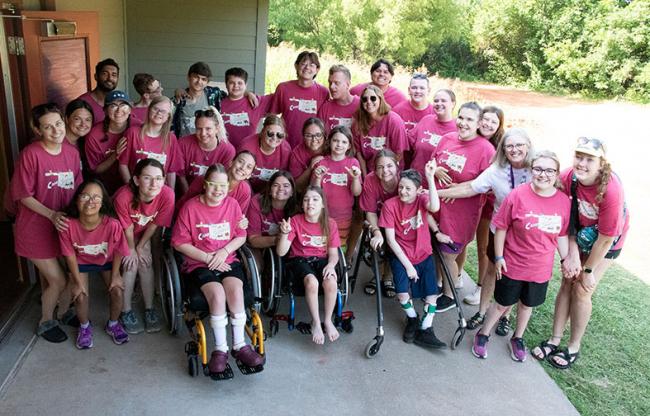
[414,327,446,349]
[436,295,455,313]
[466,312,484,330]
[403,317,419,344]
[496,316,511,336]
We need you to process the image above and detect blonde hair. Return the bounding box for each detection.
[196,106,228,143]
[531,150,562,189]
[595,156,612,204]
[141,95,173,150]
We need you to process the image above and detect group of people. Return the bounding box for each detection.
[5,51,628,374]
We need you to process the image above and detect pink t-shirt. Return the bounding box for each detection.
[118,126,183,175]
[172,196,246,273]
[359,172,398,214]
[239,133,291,193]
[353,111,408,172]
[560,168,629,250]
[77,92,105,124]
[221,94,273,149]
[84,123,125,194]
[270,80,329,147]
[113,184,174,239]
[288,142,322,180]
[408,115,457,178]
[317,96,360,133]
[179,177,252,214]
[393,101,434,133]
[59,216,130,265]
[11,142,82,258]
[312,156,361,221]
[379,194,432,264]
[177,135,236,184]
[246,194,286,237]
[287,214,340,259]
[434,133,496,245]
[350,83,408,108]
[131,106,148,125]
[493,184,571,282]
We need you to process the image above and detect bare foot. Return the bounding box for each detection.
[311,322,324,345]
[323,321,340,342]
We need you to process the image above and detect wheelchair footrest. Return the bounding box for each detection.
[235,360,264,375]
[209,364,234,381]
[335,310,355,333]
[296,321,313,334]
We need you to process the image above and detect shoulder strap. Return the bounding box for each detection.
[568,173,579,236]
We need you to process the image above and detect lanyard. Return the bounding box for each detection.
[509,165,515,189]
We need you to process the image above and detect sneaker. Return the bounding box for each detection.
[463,286,481,305]
[232,345,264,367]
[144,308,162,333]
[120,310,144,334]
[402,316,419,344]
[414,327,446,349]
[76,324,93,349]
[105,321,129,345]
[472,332,489,359]
[496,316,511,336]
[209,350,229,374]
[466,312,484,330]
[509,337,527,362]
[436,295,455,313]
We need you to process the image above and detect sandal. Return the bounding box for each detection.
[531,340,559,361]
[37,320,68,343]
[381,280,396,298]
[549,348,580,370]
[364,280,377,296]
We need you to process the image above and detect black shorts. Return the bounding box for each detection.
[285,256,329,285]
[486,230,496,264]
[188,262,246,288]
[494,275,549,308]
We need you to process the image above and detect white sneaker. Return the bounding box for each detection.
[463,286,481,305]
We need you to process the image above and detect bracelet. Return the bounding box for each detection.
[494,255,505,262]
[222,246,230,255]
[560,258,565,264]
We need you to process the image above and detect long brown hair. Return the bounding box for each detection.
[481,105,505,148]
[595,157,612,204]
[258,114,286,146]
[303,185,330,244]
[353,85,391,137]
[260,170,298,218]
[140,96,173,150]
[129,158,165,210]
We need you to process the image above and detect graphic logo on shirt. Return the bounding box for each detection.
[400,211,423,235]
[223,112,250,127]
[254,167,278,182]
[525,211,562,234]
[421,131,442,147]
[197,222,231,241]
[329,116,352,128]
[190,162,209,177]
[131,212,158,227]
[73,242,108,258]
[323,172,348,187]
[262,219,279,236]
[45,170,74,190]
[289,98,317,114]
[135,149,167,166]
[300,234,327,247]
[440,150,467,173]
[363,136,386,151]
[404,121,417,130]
[577,199,599,220]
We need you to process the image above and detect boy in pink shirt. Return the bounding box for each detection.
[131,73,163,123]
[392,73,433,133]
[270,51,329,147]
[317,65,360,133]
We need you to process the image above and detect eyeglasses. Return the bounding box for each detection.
[361,96,378,103]
[152,107,170,116]
[195,109,216,118]
[531,167,558,176]
[204,180,228,188]
[139,175,164,183]
[505,143,527,151]
[266,130,285,140]
[79,193,103,203]
[577,136,604,151]
[304,132,323,140]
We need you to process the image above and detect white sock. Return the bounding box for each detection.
[400,299,417,318]
[209,314,228,352]
[421,303,436,329]
[80,321,90,329]
[107,320,118,327]
[230,312,247,350]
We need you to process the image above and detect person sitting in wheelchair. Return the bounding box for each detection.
[172,163,264,375]
[276,186,341,345]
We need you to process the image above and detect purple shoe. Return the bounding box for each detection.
[209,350,229,374]
[76,324,93,349]
[509,337,527,362]
[472,332,489,359]
[105,321,129,345]
[231,345,264,367]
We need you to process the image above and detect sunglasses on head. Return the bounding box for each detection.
[266,130,285,139]
[412,73,428,80]
[195,109,216,118]
[577,136,604,150]
[361,95,378,103]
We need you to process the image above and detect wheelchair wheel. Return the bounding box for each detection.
[239,245,262,314]
[262,247,280,316]
[365,337,382,359]
[159,247,182,334]
[188,355,199,377]
[451,327,465,350]
[337,247,350,307]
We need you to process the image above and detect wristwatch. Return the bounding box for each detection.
[583,266,593,274]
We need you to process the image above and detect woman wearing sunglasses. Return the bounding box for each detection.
[532,137,629,369]
[239,115,291,193]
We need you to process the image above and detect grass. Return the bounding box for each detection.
[462,242,650,416]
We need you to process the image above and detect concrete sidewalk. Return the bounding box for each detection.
[0,267,578,416]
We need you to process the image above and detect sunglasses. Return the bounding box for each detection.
[361,95,378,103]
[195,109,216,118]
[266,130,285,139]
[577,136,604,150]
[412,73,428,80]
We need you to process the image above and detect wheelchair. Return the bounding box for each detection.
[158,244,265,380]
[262,246,354,336]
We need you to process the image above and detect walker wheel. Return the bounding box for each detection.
[365,340,380,359]
[187,355,199,377]
[451,328,465,350]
